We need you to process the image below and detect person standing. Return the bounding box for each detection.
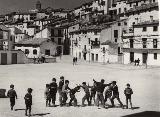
[7,84,17,111]
[61,80,70,106]
[124,83,133,109]
[93,79,110,108]
[110,81,124,108]
[49,78,58,106]
[90,82,97,105]
[44,84,51,107]
[80,82,91,107]
[24,88,33,117]
[58,76,64,106]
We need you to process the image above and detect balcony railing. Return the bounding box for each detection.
[91,41,100,48]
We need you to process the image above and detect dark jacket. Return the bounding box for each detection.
[24,93,32,105]
[7,89,17,98]
[50,82,57,94]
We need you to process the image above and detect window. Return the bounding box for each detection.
[114,30,118,38]
[153,39,157,48]
[45,49,50,56]
[154,53,157,60]
[25,49,29,54]
[115,38,117,42]
[124,22,127,25]
[124,8,127,12]
[142,27,147,32]
[118,47,121,54]
[130,39,134,48]
[142,38,147,48]
[119,8,121,14]
[153,26,158,31]
[58,30,62,36]
[33,49,37,55]
[136,2,138,6]
[118,22,121,26]
[58,38,62,45]
[88,38,90,44]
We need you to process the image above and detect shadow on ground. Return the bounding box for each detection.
[15,109,25,111]
[32,113,50,116]
[122,111,160,117]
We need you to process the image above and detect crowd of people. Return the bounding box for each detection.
[7,76,134,117]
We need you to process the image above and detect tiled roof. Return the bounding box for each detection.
[0,25,9,31]
[127,0,143,3]
[134,20,159,26]
[15,38,50,46]
[125,2,158,14]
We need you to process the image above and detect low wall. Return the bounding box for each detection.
[28,57,56,63]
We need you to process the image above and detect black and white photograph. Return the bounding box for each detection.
[0,0,160,117]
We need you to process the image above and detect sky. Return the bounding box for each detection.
[0,0,92,15]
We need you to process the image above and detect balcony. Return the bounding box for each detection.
[122,27,134,38]
[91,41,100,49]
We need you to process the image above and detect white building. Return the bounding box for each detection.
[122,2,160,65]
[15,38,57,58]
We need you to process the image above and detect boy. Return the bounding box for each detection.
[7,84,17,110]
[69,85,81,106]
[61,80,70,106]
[93,79,110,108]
[44,84,51,107]
[80,82,91,107]
[49,78,58,106]
[124,83,133,109]
[24,88,33,117]
[90,82,96,105]
[104,84,112,105]
[58,76,64,106]
[110,81,124,108]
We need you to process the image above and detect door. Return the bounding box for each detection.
[130,52,134,63]
[1,53,7,65]
[91,53,94,61]
[96,54,98,61]
[12,53,17,64]
[142,53,148,64]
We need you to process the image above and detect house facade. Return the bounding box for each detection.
[15,38,57,58]
[122,1,159,65]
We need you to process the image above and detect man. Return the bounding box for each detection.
[93,79,110,108]
[110,81,124,108]
[58,76,64,106]
[49,78,58,106]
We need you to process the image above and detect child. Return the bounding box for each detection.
[44,84,51,107]
[49,78,58,106]
[24,88,33,117]
[80,82,91,107]
[90,82,96,105]
[69,85,81,106]
[93,79,110,108]
[61,80,70,106]
[124,83,133,109]
[110,81,124,108]
[104,84,112,105]
[58,76,64,106]
[7,84,17,110]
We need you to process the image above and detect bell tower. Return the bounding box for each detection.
[36,0,41,11]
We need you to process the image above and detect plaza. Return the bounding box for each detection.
[0,56,160,117]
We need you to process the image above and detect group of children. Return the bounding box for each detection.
[7,76,134,117]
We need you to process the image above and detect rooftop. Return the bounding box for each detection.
[15,38,51,46]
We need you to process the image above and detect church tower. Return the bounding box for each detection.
[36,0,41,11]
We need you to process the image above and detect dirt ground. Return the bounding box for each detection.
[0,56,160,117]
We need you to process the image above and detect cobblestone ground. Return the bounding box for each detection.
[0,56,160,117]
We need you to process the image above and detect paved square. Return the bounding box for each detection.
[0,58,160,117]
